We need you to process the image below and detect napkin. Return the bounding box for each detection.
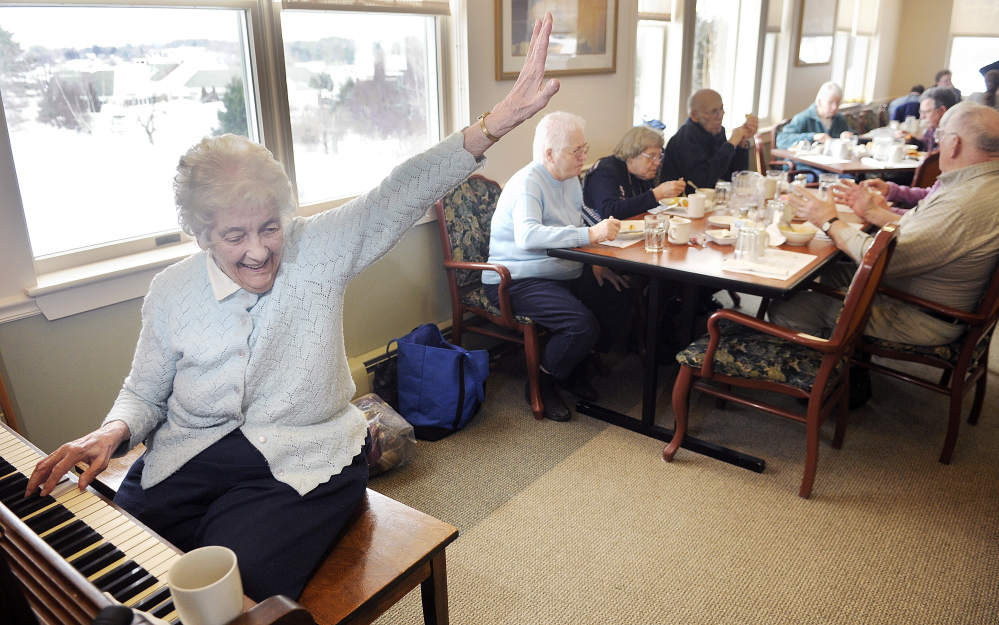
[861,157,917,169]
[765,222,786,246]
[721,249,817,280]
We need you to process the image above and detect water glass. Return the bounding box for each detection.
[735,225,767,261]
[644,214,666,253]
[818,173,839,200]
[765,169,784,199]
[713,181,731,211]
[764,199,787,227]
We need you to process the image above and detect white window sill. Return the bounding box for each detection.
[10,242,200,322]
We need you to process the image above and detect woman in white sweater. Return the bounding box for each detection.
[25,13,561,602]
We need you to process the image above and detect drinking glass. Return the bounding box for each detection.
[713,181,732,212]
[644,214,666,253]
[818,173,839,201]
[765,169,784,199]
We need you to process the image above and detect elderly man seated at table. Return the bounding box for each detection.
[905,86,959,153]
[660,89,758,190]
[775,82,852,149]
[484,111,632,422]
[771,102,999,349]
[582,125,685,222]
[889,84,925,122]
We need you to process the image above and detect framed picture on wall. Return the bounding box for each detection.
[495,0,618,80]
[796,0,836,66]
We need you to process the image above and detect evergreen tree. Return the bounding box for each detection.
[214,77,247,136]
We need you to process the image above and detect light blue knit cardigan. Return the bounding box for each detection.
[104,132,480,495]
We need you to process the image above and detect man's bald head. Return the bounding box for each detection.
[688,89,725,135]
[936,102,999,171]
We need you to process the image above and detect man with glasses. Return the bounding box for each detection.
[484,111,632,421]
[906,86,959,153]
[774,102,999,350]
[661,88,758,190]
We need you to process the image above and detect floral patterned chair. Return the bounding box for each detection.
[434,175,545,420]
[663,224,899,498]
[853,262,999,464]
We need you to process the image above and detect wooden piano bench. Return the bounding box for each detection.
[296,488,459,625]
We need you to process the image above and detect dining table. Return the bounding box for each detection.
[770,147,921,178]
[548,204,862,472]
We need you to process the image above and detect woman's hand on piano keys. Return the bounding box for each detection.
[26,420,131,498]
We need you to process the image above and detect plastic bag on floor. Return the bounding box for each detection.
[352,392,416,476]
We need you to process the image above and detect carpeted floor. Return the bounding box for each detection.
[368,311,999,624]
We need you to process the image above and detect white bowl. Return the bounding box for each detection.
[705,229,736,245]
[779,222,817,246]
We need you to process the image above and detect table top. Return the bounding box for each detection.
[548,210,854,300]
[771,147,920,177]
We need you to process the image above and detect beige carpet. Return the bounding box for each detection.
[369,329,999,624]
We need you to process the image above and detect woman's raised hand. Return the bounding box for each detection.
[26,420,130,497]
[464,12,560,157]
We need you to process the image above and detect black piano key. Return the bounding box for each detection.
[92,561,139,589]
[109,570,157,602]
[151,599,176,619]
[44,520,90,549]
[0,475,29,501]
[101,564,146,595]
[71,542,118,573]
[133,586,172,613]
[77,547,127,578]
[24,505,73,534]
[55,528,104,559]
[7,493,54,518]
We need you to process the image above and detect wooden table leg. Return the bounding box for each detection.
[420,551,449,625]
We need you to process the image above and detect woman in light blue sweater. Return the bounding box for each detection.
[26,13,562,602]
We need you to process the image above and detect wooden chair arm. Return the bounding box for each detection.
[878,285,981,325]
[228,596,316,625]
[699,308,839,377]
[442,260,521,327]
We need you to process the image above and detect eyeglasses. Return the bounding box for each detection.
[565,144,590,158]
[638,151,663,163]
[937,130,960,141]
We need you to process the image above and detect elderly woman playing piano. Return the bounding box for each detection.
[27,14,560,602]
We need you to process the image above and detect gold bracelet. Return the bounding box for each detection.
[477,111,500,143]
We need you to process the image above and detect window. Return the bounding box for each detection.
[948,0,999,95]
[0,4,257,271]
[633,0,670,127]
[829,0,878,103]
[0,0,452,319]
[693,0,762,133]
[281,11,441,205]
[756,0,784,122]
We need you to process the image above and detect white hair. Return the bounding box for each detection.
[816,82,843,103]
[532,111,586,163]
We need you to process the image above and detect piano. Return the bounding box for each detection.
[0,422,314,625]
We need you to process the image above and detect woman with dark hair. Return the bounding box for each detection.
[969,69,999,111]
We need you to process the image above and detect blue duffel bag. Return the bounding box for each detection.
[394,324,489,441]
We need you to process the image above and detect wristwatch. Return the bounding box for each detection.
[821,217,840,233]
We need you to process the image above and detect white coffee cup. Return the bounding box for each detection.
[667,216,691,245]
[687,193,706,218]
[168,546,243,625]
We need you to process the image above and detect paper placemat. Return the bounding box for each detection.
[599,236,644,248]
[796,154,852,165]
[722,249,817,280]
[861,157,918,169]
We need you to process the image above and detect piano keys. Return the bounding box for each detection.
[0,422,184,624]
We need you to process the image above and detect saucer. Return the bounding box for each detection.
[707,215,736,227]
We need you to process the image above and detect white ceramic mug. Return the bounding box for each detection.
[667,217,691,245]
[168,546,243,625]
[687,193,706,218]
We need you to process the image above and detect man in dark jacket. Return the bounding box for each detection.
[660,89,757,190]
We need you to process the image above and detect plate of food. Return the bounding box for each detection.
[707,214,736,227]
[705,229,736,245]
[618,220,645,237]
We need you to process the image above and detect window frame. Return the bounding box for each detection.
[0,0,457,321]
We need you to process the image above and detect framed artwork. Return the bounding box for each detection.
[795,0,836,66]
[495,0,618,80]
